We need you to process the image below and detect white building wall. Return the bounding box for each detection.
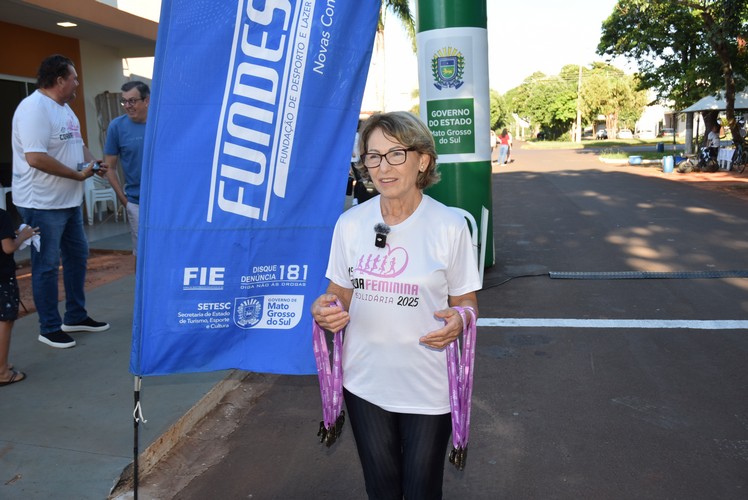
[115,0,161,21]
[116,0,160,80]
[79,41,131,157]
[635,104,665,138]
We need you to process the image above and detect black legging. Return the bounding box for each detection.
[344,388,452,500]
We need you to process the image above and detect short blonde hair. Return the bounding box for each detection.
[355,111,440,189]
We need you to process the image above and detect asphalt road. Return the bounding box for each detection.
[136,145,748,500]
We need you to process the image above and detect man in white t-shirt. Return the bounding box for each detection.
[11,54,110,349]
[706,123,722,161]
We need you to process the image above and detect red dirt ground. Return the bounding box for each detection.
[629,167,748,198]
[16,250,135,318]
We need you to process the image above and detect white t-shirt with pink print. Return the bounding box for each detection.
[11,90,85,209]
[326,194,481,414]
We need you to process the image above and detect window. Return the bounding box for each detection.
[0,78,37,187]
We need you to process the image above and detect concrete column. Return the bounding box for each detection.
[416,0,494,267]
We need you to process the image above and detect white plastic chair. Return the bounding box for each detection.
[84,176,119,225]
[450,206,488,287]
[717,148,733,170]
[0,187,11,211]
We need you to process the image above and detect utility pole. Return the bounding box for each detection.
[575,64,582,143]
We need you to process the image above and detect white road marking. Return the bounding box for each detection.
[476,318,748,330]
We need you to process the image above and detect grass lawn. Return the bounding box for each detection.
[522,138,682,150]
[521,138,685,161]
[601,149,687,160]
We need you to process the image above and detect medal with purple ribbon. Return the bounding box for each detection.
[447,306,477,470]
[312,299,346,447]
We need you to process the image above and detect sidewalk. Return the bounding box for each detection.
[0,219,237,499]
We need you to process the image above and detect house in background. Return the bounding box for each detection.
[634,104,667,138]
[631,86,709,140]
[0,0,157,200]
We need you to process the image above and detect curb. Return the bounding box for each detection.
[598,157,662,166]
[108,369,254,498]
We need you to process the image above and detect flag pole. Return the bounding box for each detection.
[133,376,143,499]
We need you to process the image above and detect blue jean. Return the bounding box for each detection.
[498,144,509,164]
[17,207,89,334]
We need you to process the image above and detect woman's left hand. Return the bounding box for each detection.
[419,307,464,350]
[419,293,477,350]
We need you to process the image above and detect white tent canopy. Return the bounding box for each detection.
[681,88,748,113]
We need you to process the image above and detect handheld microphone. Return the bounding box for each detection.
[374,223,390,248]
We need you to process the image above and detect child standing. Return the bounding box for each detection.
[0,210,38,386]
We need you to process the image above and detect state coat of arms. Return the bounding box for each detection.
[432,47,465,90]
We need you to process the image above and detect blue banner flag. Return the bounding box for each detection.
[130,0,379,376]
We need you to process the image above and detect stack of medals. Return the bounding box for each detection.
[318,410,345,446]
[446,306,477,471]
[313,299,345,448]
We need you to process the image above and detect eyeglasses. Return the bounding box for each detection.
[362,148,414,169]
[120,98,145,107]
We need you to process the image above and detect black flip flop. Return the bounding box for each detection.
[0,369,26,386]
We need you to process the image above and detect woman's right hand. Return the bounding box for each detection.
[311,293,350,332]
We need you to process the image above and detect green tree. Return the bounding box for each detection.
[503,72,576,139]
[489,89,510,130]
[579,63,648,134]
[503,64,646,140]
[598,0,748,144]
[370,1,415,112]
[504,71,545,128]
[382,1,415,47]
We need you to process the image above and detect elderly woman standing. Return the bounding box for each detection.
[312,111,480,499]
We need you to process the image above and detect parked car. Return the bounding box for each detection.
[617,129,633,139]
[658,128,675,138]
[596,129,608,140]
[635,129,656,139]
